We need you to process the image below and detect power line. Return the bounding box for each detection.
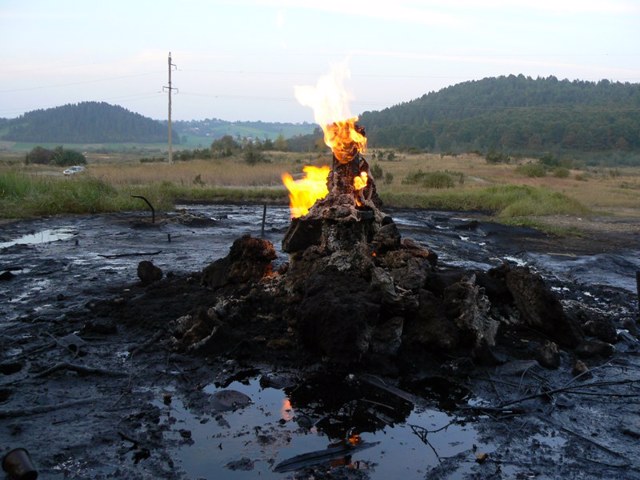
[0,71,163,94]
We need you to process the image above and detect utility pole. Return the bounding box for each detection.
[163,52,177,163]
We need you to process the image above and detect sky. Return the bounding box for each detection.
[1,0,639,123]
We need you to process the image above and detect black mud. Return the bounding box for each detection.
[1,205,639,479]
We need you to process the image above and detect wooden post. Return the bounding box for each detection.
[261,204,267,237]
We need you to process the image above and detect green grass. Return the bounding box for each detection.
[0,170,590,222]
[381,185,590,218]
[0,170,288,218]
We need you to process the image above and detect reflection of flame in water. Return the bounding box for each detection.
[280,398,294,421]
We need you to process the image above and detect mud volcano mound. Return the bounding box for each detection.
[170,155,611,374]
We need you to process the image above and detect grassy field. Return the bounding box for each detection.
[1,151,639,231]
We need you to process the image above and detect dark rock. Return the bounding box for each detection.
[536,341,561,369]
[583,318,617,344]
[0,361,23,375]
[564,303,618,343]
[572,359,590,378]
[202,235,276,289]
[442,275,497,349]
[0,270,16,281]
[575,339,615,358]
[453,220,479,231]
[502,265,583,348]
[137,260,162,285]
[401,238,438,267]
[475,268,513,305]
[371,222,401,254]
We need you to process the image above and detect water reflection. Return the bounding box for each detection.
[161,374,481,479]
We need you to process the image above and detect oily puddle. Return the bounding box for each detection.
[155,372,490,479]
[0,227,77,249]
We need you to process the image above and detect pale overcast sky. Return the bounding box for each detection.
[1,0,639,122]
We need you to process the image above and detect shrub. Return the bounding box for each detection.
[52,147,87,166]
[384,172,394,185]
[25,146,55,164]
[485,150,510,164]
[552,167,570,178]
[402,170,455,188]
[516,162,546,178]
[402,169,427,185]
[243,146,269,165]
[423,171,455,189]
[211,135,240,157]
[445,170,465,185]
[539,152,559,167]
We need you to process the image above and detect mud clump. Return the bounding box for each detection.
[137,260,163,285]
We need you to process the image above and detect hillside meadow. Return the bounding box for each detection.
[1,151,640,234]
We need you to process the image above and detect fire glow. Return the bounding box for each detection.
[281,165,330,218]
[282,62,369,218]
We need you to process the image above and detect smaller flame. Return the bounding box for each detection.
[353,171,368,207]
[281,165,330,218]
[353,171,368,192]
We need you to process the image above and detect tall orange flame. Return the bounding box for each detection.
[283,62,366,217]
[294,62,366,162]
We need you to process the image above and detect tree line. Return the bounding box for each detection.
[1,102,178,144]
[359,75,640,155]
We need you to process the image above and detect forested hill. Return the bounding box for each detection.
[0,102,177,144]
[359,75,640,153]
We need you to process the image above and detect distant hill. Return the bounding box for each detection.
[359,75,640,154]
[0,103,315,147]
[172,119,315,142]
[0,102,177,144]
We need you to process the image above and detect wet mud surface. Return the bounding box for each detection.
[1,204,640,479]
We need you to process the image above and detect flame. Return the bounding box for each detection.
[294,62,366,162]
[353,171,368,192]
[353,171,368,207]
[281,165,330,218]
[282,62,366,217]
